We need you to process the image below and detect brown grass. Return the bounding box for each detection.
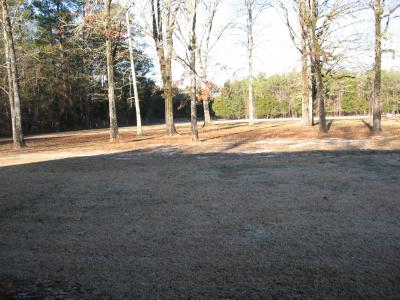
[1,118,400,298]
[1,118,400,167]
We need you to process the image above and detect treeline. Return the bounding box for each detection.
[213,72,400,119]
[0,0,165,136]
[1,0,399,147]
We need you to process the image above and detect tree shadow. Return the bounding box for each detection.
[201,123,244,132]
[327,120,334,131]
[201,127,262,142]
[361,119,373,132]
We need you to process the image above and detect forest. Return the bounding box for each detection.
[214,71,400,119]
[1,0,399,146]
[0,0,162,136]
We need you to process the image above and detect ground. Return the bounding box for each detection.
[1,118,400,299]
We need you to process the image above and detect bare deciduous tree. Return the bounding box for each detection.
[280,0,313,126]
[151,0,181,136]
[280,0,360,131]
[126,10,143,137]
[173,0,200,141]
[175,0,225,127]
[370,0,400,132]
[197,0,222,127]
[238,0,269,126]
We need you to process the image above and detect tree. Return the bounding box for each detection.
[0,0,158,137]
[197,0,222,126]
[283,0,329,131]
[188,0,199,141]
[279,0,313,125]
[245,0,255,126]
[304,0,356,132]
[299,0,313,126]
[1,0,24,148]
[281,0,360,131]
[104,0,119,141]
[173,0,200,141]
[370,0,400,132]
[238,0,268,126]
[174,0,225,127]
[31,0,84,131]
[126,10,142,137]
[308,0,327,132]
[150,0,181,136]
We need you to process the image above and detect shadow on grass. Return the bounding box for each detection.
[326,120,334,131]
[361,119,373,131]
[1,147,400,298]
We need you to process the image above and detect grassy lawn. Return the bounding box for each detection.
[1,119,400,298]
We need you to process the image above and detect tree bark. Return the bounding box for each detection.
[161,59,177,136]
[5,54,16,139]
[126,11,142,137]
[3,40,15,136]
[309,0,326,132]
[56,1,70,128]
[203,99,211,125]
[1,0,24,148]
[246,0,255,127]
[197,0,220,127]
[200,56,212,126]
[372,0,382,132]
[299,0,311,126]
[189,0,199,142]
[310,62,316,125]
[104,0,119,141]
[151,0,178,136]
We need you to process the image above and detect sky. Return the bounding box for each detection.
[133,0,400,86]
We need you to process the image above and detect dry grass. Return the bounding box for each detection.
[1,118,400,298]
[1,118,400,167]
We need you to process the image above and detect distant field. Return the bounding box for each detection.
[1,118,400,298]
[1,118,400,167]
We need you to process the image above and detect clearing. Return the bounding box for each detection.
[1,118,400,298]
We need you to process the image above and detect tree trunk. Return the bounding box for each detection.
[4,48,15,137]
[161,59,177,136]
[309,0,326,132]
[248,57,254,126]
[151,0,179,136]
[314,66,326,132]
[246,0,255,127]
[104,0,119,141]
[57,2,70,127]
[373,0,382,132]
[199,53,212,126]
[164,38,177,136]
[189,0,199,142]
[299,0,311,126]
[1,0,24,148]
[198,0,221,127]
[310,62,316,125]
[126,11,142,137]
[203,100,211,125]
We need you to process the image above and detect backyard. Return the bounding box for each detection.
[1,119,400,298]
